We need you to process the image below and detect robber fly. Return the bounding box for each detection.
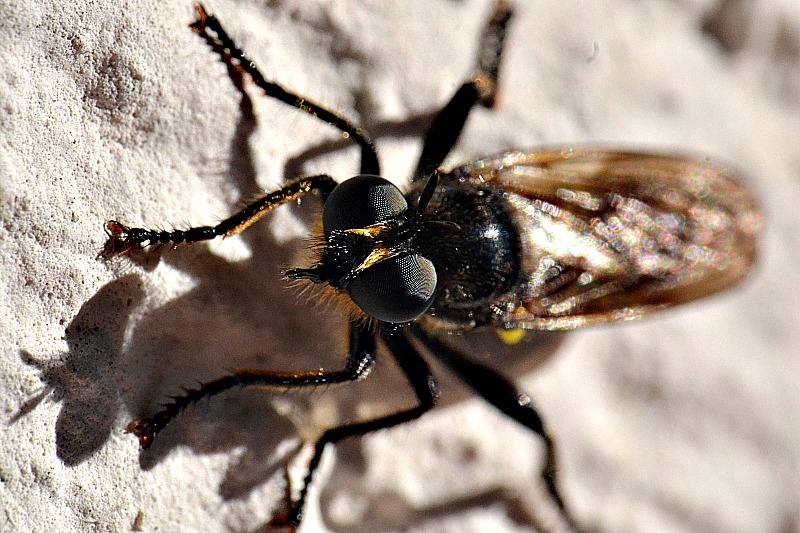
[101,2,761,531]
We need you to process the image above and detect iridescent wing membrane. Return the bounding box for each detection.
[450,149,762,330]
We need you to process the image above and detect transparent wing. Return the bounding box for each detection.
[450,149,762,330]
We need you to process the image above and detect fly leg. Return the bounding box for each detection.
[191,4,380,175]
[127,322,376,449]
[274,324,439,527]
[100,174,336,258]
[408,324,581,532]
[414,0,513,178]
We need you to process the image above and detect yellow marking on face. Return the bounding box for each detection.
[355,246,396,273]
[343,226,385,238]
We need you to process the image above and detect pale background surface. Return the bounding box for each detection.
[1,1,798,532]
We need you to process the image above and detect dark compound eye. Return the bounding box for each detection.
[349,253,437,323]
[323,175,408,234]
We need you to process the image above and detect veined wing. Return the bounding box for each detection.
[451,149,762,330]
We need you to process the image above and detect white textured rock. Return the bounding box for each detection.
[1,1,798,532]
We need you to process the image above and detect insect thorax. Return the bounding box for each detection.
[414,179,522,328]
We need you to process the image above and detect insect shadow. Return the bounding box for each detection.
[15,275,144,466]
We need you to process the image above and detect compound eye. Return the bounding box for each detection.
[323,175,408,234]
[349,254,437,323]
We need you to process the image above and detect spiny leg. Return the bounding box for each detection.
[408,325,581,532]
[191,4,380,176]
[126,321,376,449]
[414,0,513,178]
[100,174,336,258]
[278,324,439,527]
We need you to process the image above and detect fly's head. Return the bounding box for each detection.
[286,175,437,324]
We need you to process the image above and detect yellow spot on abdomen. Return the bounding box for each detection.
[496,328,526,345]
